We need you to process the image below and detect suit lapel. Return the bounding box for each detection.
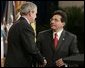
[55,30,65,52]
[19,17,35,36]
[48,29,55,52]
[47,29,66,52]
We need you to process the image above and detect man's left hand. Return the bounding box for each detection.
[55,58,65,67]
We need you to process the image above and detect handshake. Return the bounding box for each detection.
[39,57,47,67]
[39,58,65,67]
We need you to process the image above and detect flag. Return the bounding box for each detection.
[14,1,26,20]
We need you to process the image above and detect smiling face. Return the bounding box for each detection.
[50,14,65,32]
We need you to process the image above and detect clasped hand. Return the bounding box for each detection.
[39,59,47,67]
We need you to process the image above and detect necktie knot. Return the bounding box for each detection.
[54,33,58,38]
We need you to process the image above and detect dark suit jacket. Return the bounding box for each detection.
[5,17,44,67]
[36,29,79,67]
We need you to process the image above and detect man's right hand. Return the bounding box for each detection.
[39,59,47,67]
[43,59,47,66]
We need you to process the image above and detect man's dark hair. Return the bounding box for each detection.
[51,10,67,23]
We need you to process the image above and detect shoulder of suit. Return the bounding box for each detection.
[8,19,23,32]
[39,29,51,34]
[64,30,77,37]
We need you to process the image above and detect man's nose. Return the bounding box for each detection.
[51,20,55,24]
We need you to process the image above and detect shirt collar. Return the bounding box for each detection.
[53,29,63,39]
[22,16,30,24]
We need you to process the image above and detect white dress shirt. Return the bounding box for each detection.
[53,29,63,40]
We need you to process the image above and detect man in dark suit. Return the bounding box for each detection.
[4,2,47,67]
[36,10,79,67]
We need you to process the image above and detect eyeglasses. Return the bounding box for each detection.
[50,18,60,22]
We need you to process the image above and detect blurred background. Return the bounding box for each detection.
[1,1,84,67]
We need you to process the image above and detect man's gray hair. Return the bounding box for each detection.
[20,2,37,15]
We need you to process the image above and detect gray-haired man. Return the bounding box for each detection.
[4,2,47,67]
